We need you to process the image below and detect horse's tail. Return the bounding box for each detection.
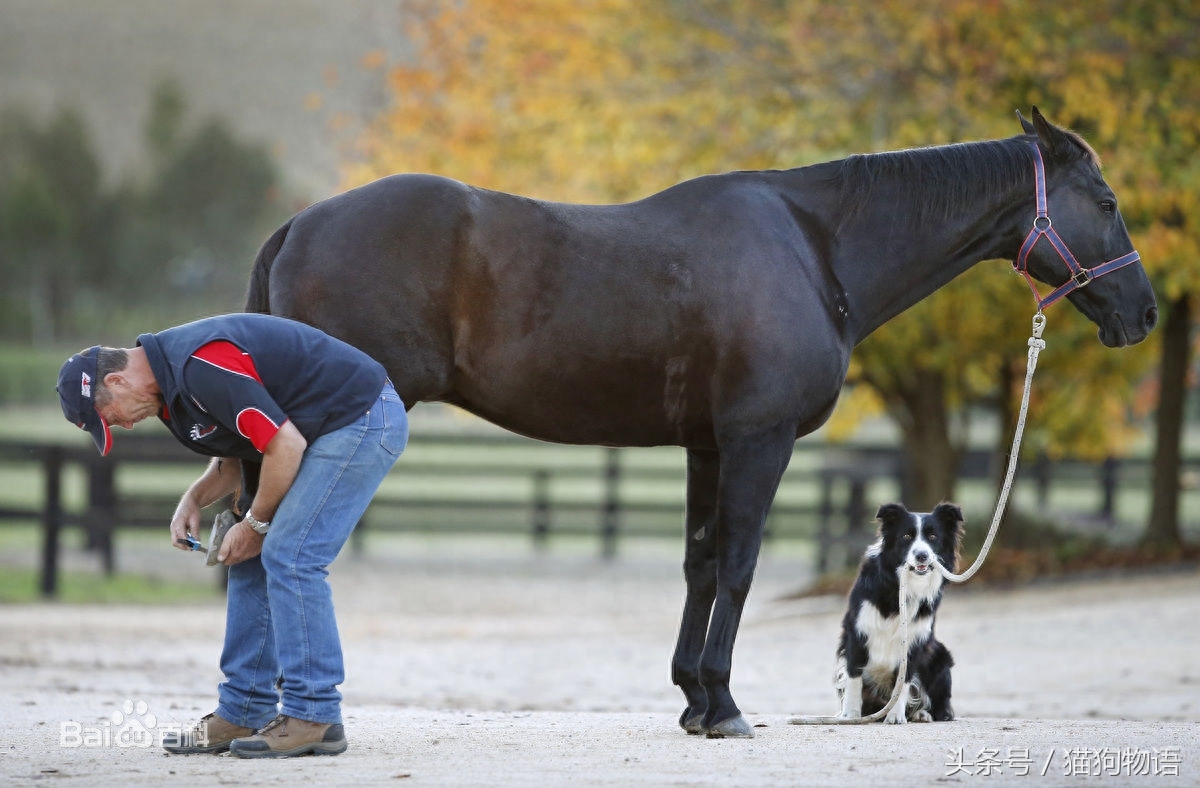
[244,218,292,314]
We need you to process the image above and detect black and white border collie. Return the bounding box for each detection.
[835,502,963,723]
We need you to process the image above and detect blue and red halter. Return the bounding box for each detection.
[1013,140,1142,311]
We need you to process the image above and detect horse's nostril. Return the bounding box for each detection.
[1146,306,1159,330]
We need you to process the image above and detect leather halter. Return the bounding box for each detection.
[1013,141,1141,310]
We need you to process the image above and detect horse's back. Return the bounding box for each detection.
[266,174,477,404]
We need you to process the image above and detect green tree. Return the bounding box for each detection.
[0,106,113,343]
[0,81,286,345]
[111,79,283,320]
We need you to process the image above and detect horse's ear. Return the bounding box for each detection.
[1029,106,1074,161]
[1016,109,1036,136]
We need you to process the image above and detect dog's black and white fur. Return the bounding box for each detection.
[835,502,963,723]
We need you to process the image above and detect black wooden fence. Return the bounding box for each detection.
[0,434,1183,597]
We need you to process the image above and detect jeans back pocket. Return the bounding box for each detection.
[379,393,409,456]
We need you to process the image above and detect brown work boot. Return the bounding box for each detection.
[229,714,348,758]
[162,712,255,754]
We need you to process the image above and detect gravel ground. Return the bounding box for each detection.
[1,535,1197,786]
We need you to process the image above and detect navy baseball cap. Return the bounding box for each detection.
[56,346,113,456]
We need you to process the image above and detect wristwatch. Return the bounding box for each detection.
[245,511,271,535]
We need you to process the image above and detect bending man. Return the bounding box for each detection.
[56,312,408,758]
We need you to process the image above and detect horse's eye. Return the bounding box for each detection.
[1099,200,1116,214]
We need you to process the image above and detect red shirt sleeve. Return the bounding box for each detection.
[188,341,287,452]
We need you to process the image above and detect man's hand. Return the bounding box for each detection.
[170,457,241,551]
[217,520,265,565]
[170,495,203,551]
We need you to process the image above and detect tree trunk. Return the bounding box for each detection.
[894,371,962,510]
[1144,293,1191,549]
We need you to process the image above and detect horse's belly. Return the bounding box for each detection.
[447,334,844,449]
[448,354,718,448]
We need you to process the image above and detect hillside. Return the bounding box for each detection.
[0,0,408,200]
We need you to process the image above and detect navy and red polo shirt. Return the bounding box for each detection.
[138,313,389,463]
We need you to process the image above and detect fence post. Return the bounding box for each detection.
[1100,456,1118,525]
[40,446,63,599]
[846,478,867,537]
[1035,453,1051,509]
[532,469,551,548]
[816,470,834,574]
[600,448,620,559]
[86,456,117,575]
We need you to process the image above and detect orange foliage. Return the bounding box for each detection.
[345,0,1200,458]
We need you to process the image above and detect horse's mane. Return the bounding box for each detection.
[832,131,1099,233]
[834,137,1030,231]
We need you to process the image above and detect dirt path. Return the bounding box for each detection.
[1,536,1196,785]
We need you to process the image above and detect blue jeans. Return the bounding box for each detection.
[216,381,407,727]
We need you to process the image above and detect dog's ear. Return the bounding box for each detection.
[932,502,963,526]
[933,502,965,570]
[875,503,909,536]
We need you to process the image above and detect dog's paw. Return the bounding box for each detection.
[910,710,933,723]
[885,707,908,724]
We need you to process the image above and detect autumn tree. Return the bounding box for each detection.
[1094,1,1200,548]
[713,0,1185,508]
[349,0,1192,525]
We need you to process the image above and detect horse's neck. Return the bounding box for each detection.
[783,140,1031,343]
[845,205,1019,342]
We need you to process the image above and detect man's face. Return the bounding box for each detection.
[96,380,159,430]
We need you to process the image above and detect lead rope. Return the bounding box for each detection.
[790,312,1047,725]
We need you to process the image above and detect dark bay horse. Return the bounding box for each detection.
[244,109,1156,737]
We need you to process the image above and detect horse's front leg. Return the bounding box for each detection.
[700,424,795,738]
[671,448,720,734]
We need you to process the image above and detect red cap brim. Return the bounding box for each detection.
[87,407,113,456]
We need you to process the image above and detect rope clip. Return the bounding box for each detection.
[1029,311,1047,351]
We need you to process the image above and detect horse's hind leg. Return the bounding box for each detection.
[671,448,721,734]
[699,424,794,738]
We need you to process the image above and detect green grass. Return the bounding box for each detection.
[0,522,222,604]
[0,565,220,604]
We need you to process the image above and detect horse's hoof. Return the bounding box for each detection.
[680,711,705,735]
[705,714,755,739]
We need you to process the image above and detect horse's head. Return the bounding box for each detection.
[1015,107,1157,347]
